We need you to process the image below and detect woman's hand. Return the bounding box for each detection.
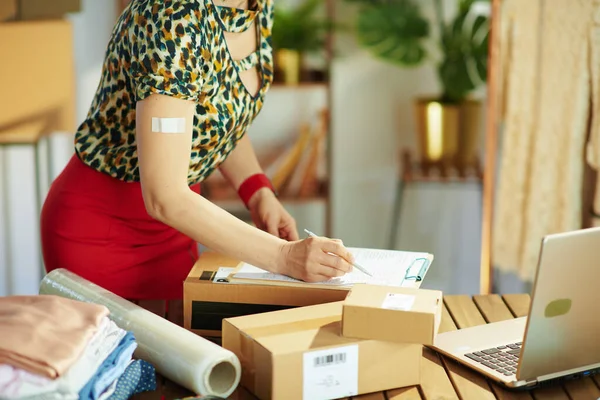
[248,188,299,241]
[276,236,355,282]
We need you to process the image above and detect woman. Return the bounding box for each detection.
[40,0,354,303]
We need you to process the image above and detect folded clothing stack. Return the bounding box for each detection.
[0,295,156,400]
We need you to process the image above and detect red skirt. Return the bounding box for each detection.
[41,154,200,300]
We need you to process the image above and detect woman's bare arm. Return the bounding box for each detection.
[136,93,286,272]
[218,134,274,209]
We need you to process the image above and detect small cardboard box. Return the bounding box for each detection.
[342,284,443,345]
[183,252,349,338]
[223,301,421,400]
[1,0,81,22]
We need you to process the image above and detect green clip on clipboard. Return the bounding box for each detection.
[403,257,431,284]
[226,248,434,290]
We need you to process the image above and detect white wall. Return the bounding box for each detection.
[1,0,501,296]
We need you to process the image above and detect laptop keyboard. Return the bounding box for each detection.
[464,342,521,376]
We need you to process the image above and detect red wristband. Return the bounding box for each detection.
[237,173,276,208]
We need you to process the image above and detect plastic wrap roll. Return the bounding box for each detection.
[39,269,241,398]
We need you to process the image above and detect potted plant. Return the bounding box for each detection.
[346,0,490,167]
[271,0,334,85]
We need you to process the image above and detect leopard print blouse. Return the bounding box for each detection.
[74,0,274,185]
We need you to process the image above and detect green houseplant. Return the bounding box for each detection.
[347,0,491,166]
[271,0,334,84]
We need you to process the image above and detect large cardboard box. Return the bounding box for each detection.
[0,0,81,22]
[342,284,443,345]
[223,301,422,400]
[0,20,75,140]
[0,0,17,21]
[183,252,349,338]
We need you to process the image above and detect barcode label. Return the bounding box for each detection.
[303,345,359,400]
[313,352,346,367]
[381,293,415,311]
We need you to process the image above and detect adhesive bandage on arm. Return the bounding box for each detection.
[151,117,186,134]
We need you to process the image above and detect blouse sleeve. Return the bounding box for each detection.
[128,2,205,102]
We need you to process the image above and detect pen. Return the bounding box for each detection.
[303,229,373,277]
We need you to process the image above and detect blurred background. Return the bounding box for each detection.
[0,0,524,297]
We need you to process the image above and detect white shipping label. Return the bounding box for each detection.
[302,344,359,400]
[381,293,415,311]
[212,267,236,283]
[151,117,186,133]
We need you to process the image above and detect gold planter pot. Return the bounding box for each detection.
[275,49,301,85]
[414,98,482,166]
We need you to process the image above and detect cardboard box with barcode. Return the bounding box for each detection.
[183,252,349,338]
[222,301,421,400]
[342,284,443,345]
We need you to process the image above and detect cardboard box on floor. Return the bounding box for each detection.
[342,284,443,345]
[0,0,81,22]
[183,252,349,338]
[0,19,75,139]
[222,301,422,400]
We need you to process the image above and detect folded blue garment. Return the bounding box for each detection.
[79,332,137,400]
[107,359,156,400]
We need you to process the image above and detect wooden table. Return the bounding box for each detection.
[136,294,600,400]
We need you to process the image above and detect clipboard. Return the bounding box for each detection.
[225,249,434,290]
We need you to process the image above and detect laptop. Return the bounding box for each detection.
[430,227,600,390]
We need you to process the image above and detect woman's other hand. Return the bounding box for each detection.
[248,188,299,241]
[277,236,355,282]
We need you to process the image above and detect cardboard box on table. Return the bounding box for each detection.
[0,19,75,138]
[222,301,422,400]
[342,284,443,345]
[183,252,349,338]
[0,0,81,22]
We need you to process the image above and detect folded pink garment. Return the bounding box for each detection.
[0,295,109,379]
[0,364,53,399]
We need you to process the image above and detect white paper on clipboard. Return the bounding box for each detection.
[229,248,433,289]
